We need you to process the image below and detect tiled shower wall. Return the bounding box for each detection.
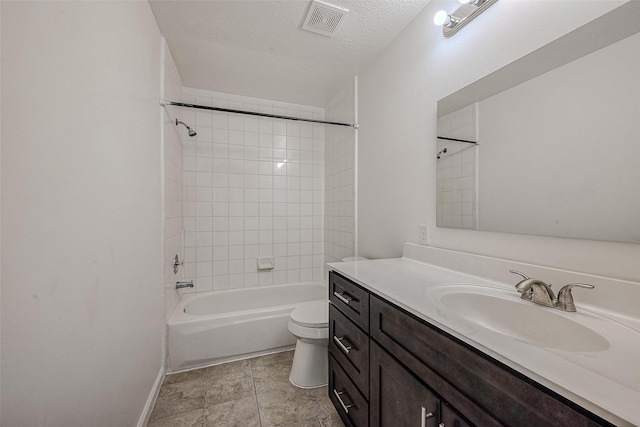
[324,83,356,264]
[436,104,478,229]
[180,88,325,293]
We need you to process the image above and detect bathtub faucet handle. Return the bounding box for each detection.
[173,254,183,275]
[176,280,194,289]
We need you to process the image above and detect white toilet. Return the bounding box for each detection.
[288,300,329,388]
[289,256,369,388]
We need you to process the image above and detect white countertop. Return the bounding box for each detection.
[329,256,640,427]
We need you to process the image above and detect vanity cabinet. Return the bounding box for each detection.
[328,271,614,427]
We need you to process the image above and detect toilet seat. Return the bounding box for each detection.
[290,300,329,328]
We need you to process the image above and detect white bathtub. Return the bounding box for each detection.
[167,282,327,372]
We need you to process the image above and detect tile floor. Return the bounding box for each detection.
[148,350,345,427]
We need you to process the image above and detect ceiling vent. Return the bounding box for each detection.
[302,0,349,37]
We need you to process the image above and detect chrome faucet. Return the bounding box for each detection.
[556,283,595,312]
[176,280,194,289]
[510,270,556,307]
[509,270,594,312]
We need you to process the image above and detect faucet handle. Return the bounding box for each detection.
[509,270,530,280]
[509,270,536,295]
[556,283,595,312]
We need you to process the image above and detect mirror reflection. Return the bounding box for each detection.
[436,3,640,244]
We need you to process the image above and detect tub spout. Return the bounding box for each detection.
[176,281,194,289]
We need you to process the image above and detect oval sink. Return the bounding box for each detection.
[427,285,609,352]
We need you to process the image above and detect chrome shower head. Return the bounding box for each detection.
[175,119,197,137]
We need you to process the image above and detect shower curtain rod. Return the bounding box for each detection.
[160,99,358,129]
[437,136,478,145]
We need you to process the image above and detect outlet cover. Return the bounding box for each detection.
[419,225,430,245]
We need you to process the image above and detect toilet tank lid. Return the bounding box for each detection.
[291,300,329,327]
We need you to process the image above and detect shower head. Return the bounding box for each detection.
[175,119,197,137]
[437,148,448,160]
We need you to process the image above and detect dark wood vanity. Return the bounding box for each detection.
[327,271,614,427]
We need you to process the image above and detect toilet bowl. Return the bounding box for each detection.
[288,300,329,388]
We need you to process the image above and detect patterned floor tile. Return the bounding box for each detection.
[252,360,293,394]
[318,412,345,427]
[250,350,295,368]
[306,386,335,416]
[203,395,260,427]
[151,351,342,427]
[284,416,322,426]
[147,409,204,427]
[257,383,316,427]
[205,369,255,406]
[205,359,251,380]
[149,378,205,422]
[164,368,207,386]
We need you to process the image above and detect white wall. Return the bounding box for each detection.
[179,88,326,292]
[357,0,640,282]
[1,2,164,426]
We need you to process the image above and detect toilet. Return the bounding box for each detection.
[289,256,369,389]
[288,300,329,388]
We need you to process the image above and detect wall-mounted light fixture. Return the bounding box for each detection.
[434,0,498,38]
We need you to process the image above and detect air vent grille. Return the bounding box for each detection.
[302,0,349,37]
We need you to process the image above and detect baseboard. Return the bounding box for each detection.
[137,365,165,427]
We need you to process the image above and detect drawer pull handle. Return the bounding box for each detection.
[333,291,353,305]
[333,336,353,354]
[333,389,354,414]
[421,406,434,427]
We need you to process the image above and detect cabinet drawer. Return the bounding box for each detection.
[329,304,369,398]
[329,353,368,427]
[329,271,369,331]
[370,295,611,427]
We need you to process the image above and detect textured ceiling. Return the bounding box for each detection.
[150,0,429,107]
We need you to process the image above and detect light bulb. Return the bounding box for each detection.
[433,10,451,26]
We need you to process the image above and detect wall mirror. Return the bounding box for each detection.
[436,1,640,244]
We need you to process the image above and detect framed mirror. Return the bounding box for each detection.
[436,2,640,244]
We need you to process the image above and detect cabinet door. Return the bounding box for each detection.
[370,341,440,427]
[440,402,473,427]
[370,295,607,427]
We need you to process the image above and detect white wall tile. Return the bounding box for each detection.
[181,88,325,292]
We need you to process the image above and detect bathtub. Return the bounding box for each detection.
[167,282,327,372]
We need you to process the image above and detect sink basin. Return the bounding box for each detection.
[426,285,610,352]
